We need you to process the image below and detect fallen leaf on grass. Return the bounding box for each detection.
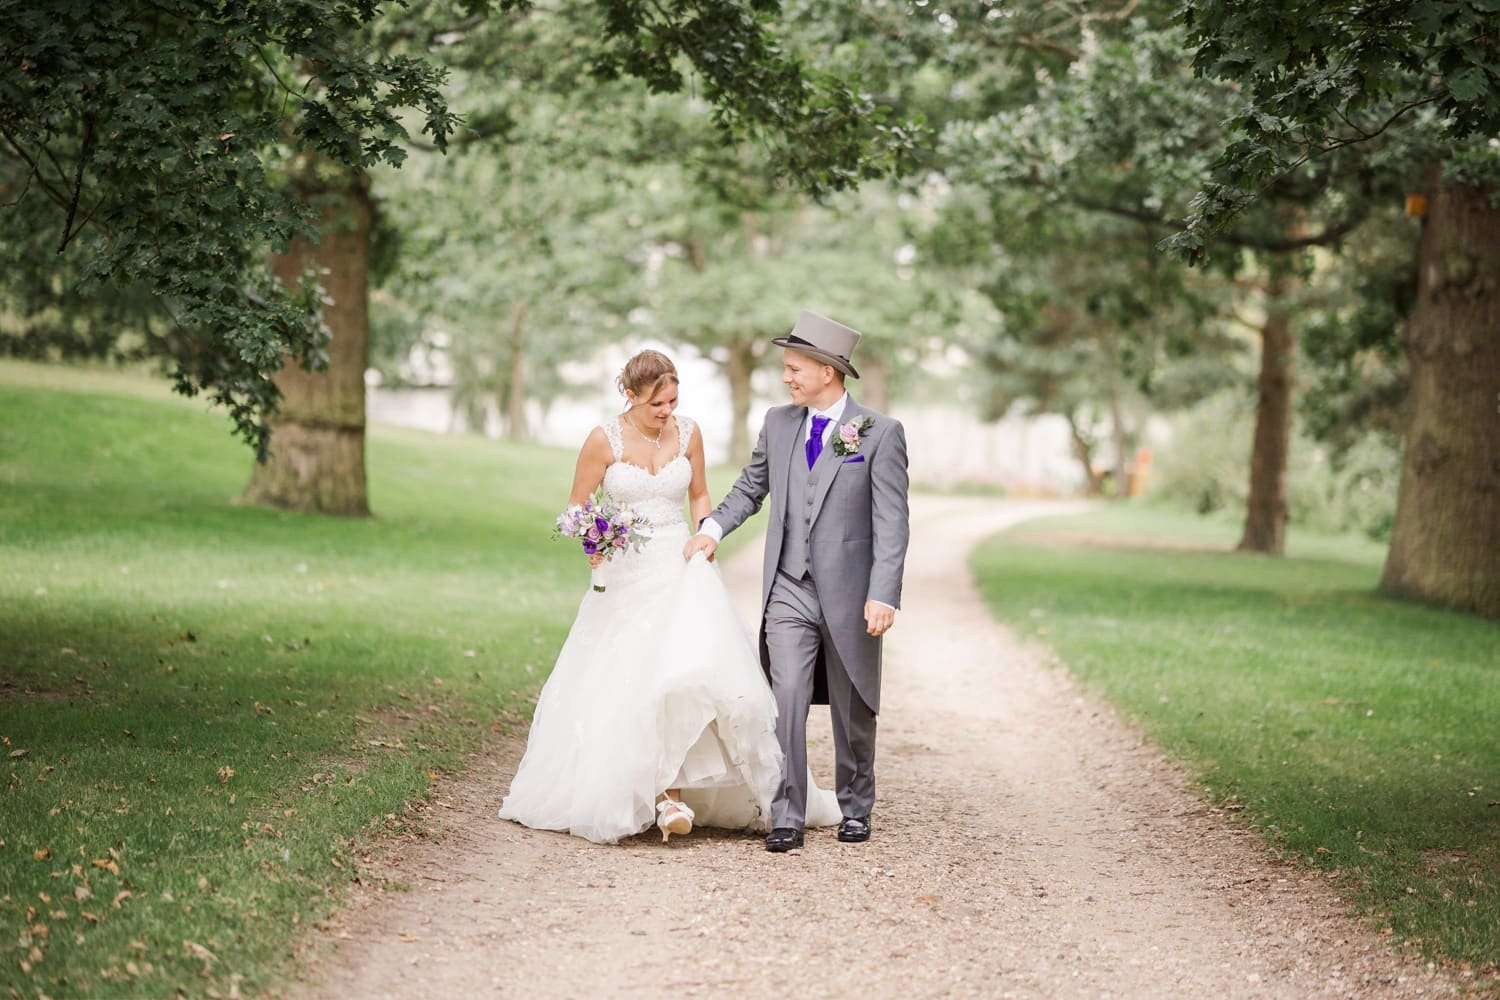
[33,847,51,860]
[217,766,235,784]
[112,890,132,909]
[183,940,217,963]
[73,885,91,902]
[91,858,120,875]
[10,748,28,758]
[80,911,99,924]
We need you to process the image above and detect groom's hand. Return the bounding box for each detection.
[683,534,718,563]
[865,601,895,637]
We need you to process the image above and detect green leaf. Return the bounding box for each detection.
[1445,65,1489,103]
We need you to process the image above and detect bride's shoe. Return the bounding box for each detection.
[656,797,694,842]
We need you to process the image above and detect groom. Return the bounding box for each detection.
[685,311,910,852]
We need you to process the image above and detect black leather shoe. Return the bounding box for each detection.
[764,827,804,852]
[837,816,871,843]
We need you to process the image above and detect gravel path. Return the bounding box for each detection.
[294,496,1462,999]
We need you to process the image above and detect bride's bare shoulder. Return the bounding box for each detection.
[580,425,614,460]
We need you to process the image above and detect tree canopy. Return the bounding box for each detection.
[1164,0,1500,261]
[1,0,914,454]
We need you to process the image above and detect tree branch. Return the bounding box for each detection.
[403,119,514,150]
[256,45,306,103]
[0,165,34,208]
[1313,93,1443,156]
[0,126,73,212]
[388,12,486,43]
[1225,308,1263,334]
[1069,190,1366,252]
[58,111,97,254]
[980,32,1080,62]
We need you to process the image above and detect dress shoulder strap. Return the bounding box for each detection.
[601,417,624,461]
[675,415,696,460]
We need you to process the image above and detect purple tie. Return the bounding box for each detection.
[806,414,830,469]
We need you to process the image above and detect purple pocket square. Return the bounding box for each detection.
[843,455,865,464]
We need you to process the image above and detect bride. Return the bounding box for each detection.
[499,350,839,844]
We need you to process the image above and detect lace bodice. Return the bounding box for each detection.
[600,415,696,531]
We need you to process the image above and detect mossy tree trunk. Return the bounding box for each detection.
[1381,167,1500,616]
[1238,268,1295,554]
[1066,412,1104,496]
[504,303,529,442]
[725,337,759,466]
[242,168,372,516]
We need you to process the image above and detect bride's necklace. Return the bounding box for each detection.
[627,411,662,450]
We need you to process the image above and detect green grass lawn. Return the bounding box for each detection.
[1,361,742,997]
[973,507,1499,974]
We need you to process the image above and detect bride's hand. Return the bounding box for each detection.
[683,534,717,563]
[588,552,605,569]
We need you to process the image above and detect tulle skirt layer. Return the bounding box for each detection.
[500,527,836,844]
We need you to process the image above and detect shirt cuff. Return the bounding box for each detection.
[697,517,724,543]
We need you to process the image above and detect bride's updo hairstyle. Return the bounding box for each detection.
[617,350,679,405]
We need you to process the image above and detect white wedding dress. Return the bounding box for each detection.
[499,415,840,844]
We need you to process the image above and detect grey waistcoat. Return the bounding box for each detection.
[778,441,819,579]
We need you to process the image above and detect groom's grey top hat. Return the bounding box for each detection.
[773,310,861,379]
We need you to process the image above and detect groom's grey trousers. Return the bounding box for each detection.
[764,569,877,829]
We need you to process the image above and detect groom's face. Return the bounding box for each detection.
[782,348,838,408]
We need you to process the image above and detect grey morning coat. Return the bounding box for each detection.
[710,396,911,714]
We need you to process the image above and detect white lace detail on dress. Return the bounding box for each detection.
[599,415,693,543]
[601,417,625,462]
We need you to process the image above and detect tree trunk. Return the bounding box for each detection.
[861,357,890,412]
[725,338,757,466]
[1065,412,1103,496]
[1381,167,1500,616]
[504,303,529,441]
[1107,381,1129,500]
[242,169,372,516]
[1238,269,1294,554]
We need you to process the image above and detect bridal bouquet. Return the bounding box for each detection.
[554,490,651,592]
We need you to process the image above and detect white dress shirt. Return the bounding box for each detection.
[699,393,847,544]
[802,392,849,453]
